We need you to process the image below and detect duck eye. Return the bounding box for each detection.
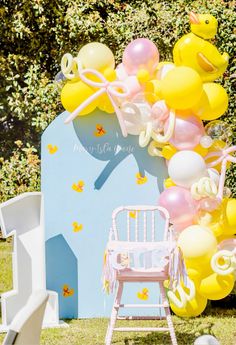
[205,20,209,24]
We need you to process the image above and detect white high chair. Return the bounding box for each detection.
[104,205,178,345]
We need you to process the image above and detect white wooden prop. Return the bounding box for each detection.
[0,192,64,332]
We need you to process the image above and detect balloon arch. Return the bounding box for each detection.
[55,11,235,317]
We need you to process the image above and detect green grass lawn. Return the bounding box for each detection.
[0,240,235,345]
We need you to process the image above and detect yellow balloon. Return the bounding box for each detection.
[190,14,218,40]
[97,67,116,113]
[77,42,115,72]
[145,80,161,103]
[160,67,203,109]
[222,198,236,236]
[194,144,208,157]
[199,273,234,300]
[193,83,228,121]
[225,198,236,228]
[103,67,117,81]
[209,221,224,238]
[173,13,229,82]
[98,93,114,114]
[170,292,207,317]
[137,68,151,84]
[61,79,97,115]
[186,262,213,284]
[217,234,236,244]
[178,225,217,264]
[161,144,177,160]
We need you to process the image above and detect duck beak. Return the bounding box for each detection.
[189,11,200,24]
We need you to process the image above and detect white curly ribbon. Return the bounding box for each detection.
[139,122,153,147]
[211,249,236,276]
[167,279,196,308]
[139,109,176,148]
[191,177,218,200]
[148,140,165,157]
[61,53,82,79]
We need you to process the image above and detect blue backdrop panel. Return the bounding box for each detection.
[41,110,168,318]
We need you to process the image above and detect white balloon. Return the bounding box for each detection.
[168,151,207,188]
[194,335,220,345]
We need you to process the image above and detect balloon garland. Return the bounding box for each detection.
[59,12,235,317]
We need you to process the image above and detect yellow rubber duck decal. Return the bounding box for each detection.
[173,12,229,82]
[93,124,106,137]
[137,288,149,300]
[47,144,58,154]
[129,210,140,218]
[136,172,148,185]
[72,221,83,232]
[72,180,84,192]
[62,284,74,297]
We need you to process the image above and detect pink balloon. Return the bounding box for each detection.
[151,101,170,132]
[122,38,159,75]
[151,100,169,122]
[165,114,204,150]
[158,186,198,225]
[116,63,128,81]
[174,221,194,234]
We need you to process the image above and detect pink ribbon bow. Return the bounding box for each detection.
[206,145,236,200]
[64,68,130,137]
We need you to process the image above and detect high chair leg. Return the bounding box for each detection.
[159,282,178,345]
[105,281,123,345]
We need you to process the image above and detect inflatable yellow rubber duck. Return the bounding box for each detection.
[173,12,229,82]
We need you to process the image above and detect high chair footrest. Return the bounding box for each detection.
[114,327,170,332]
[117,316,167,320]
[116,303,169,308]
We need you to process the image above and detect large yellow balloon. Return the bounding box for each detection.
[77,42,115,72]
[160,67,203,109]
[170,292,207,317]
[186,263,213,286]
[225,198,236,228]
[199,273,234,300]
[173,11,229,82]
[222,198,236,236]
[193,83,228,121]
[178,225,217,264]
[61,79,97,115]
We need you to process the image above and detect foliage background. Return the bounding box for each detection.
[0,0,235,202]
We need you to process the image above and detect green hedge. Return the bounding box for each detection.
[0,0,235,201]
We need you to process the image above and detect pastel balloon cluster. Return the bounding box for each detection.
[58,12,235,318]
[158,133,236,319]
[59,12,229,156]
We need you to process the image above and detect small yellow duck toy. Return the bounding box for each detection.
[173,12,229,82]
